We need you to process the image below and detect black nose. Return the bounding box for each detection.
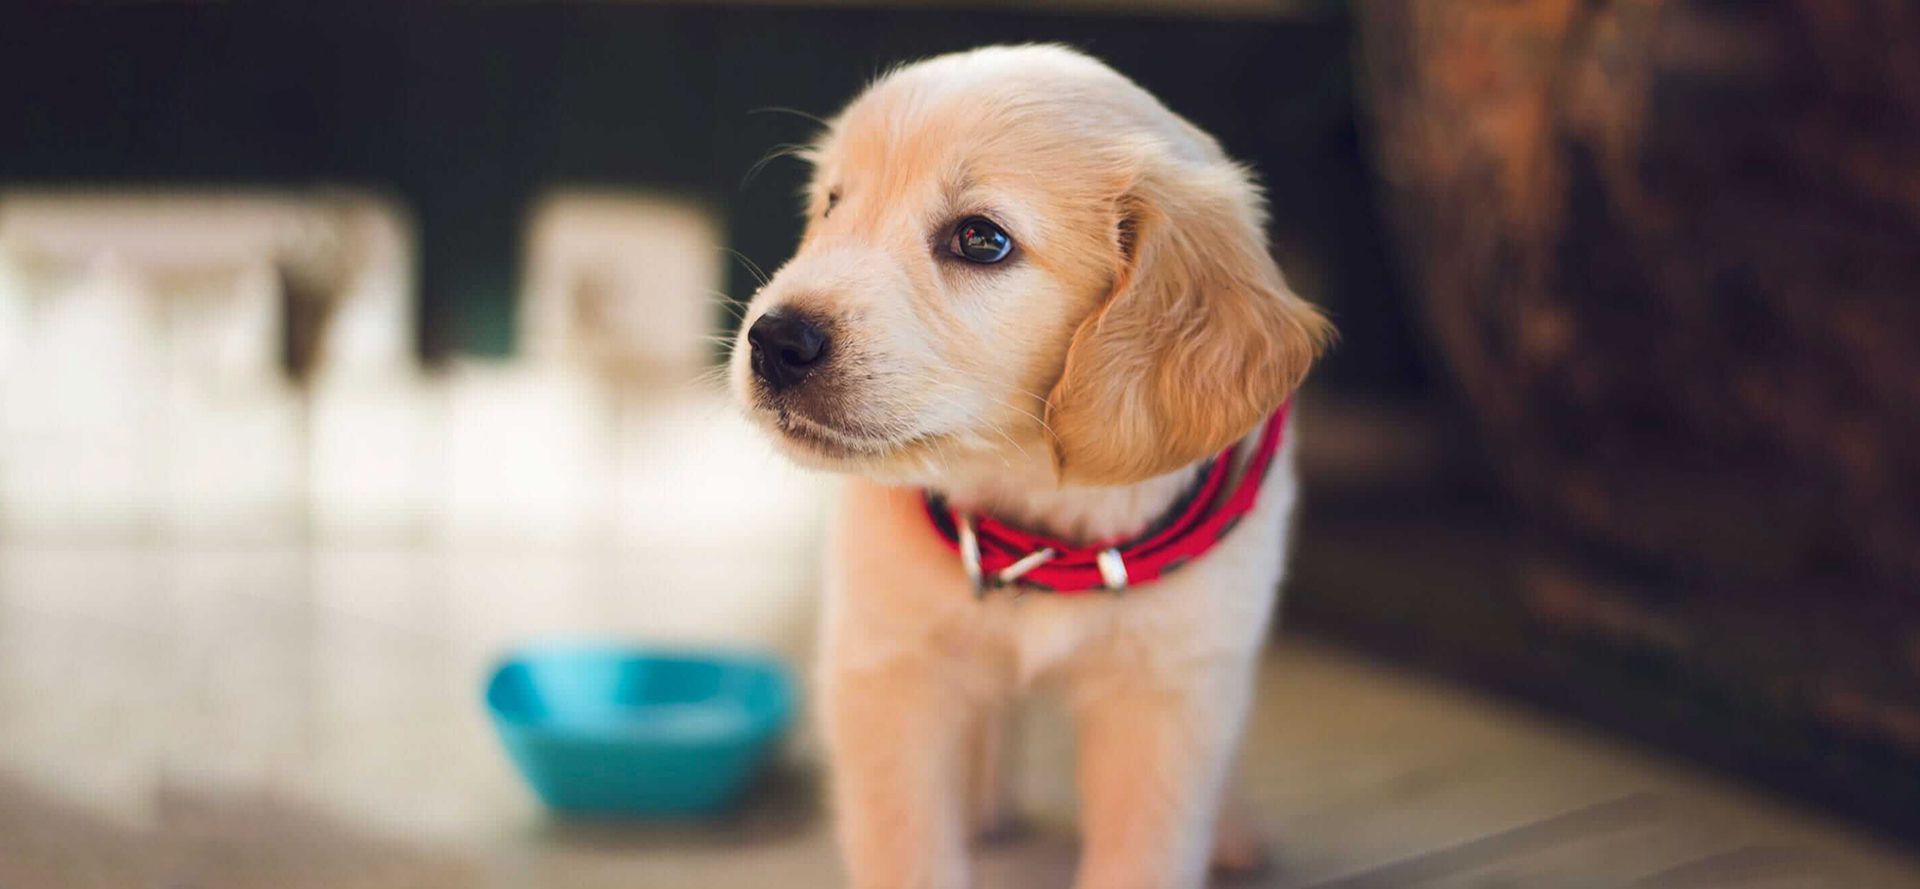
[747,311,830,391]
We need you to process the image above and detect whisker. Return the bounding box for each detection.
[712,298,750,321]
[741,142,812,190]
[918,380,1029,460]
[921,374,1058,443]
[747,105,832,129]
[722,248,772,288]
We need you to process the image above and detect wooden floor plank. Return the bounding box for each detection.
[0,545,1915,888]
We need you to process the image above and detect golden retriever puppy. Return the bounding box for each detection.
[729,44,1331,889]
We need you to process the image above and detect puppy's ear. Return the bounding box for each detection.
[1045,156,1332,486]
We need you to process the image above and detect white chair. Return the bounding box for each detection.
[0,251,170,538]
[441,191,728,547]
[520,191,725,383]
[303,196,445,542]
[0,190,393,543]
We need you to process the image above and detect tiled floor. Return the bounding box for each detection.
[1,544,1915,888]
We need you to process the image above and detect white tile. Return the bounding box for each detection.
[441,363,618,546]
[612,390,828,554]
[309,375,448,542]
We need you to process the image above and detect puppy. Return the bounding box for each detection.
[729,45,1331,889]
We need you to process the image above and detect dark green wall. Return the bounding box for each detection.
[1,3,1420,393]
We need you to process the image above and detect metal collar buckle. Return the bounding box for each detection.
[1096,547,1129,592]
[955,512,1127,597]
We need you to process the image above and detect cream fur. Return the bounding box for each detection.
[728,45,1329,889]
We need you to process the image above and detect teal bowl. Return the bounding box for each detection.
[485,644,796,817]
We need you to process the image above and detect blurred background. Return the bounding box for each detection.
[2,2,1918,887]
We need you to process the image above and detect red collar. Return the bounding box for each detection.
[923,403,1290,596]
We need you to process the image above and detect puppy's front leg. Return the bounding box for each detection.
[823,660,973,889]
[1071,664,1255,889]
[967,699,1021,844]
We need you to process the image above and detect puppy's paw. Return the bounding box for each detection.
[1209,807,1272,883]
[970,810,1032,848]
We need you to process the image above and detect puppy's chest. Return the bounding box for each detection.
[993,597,1112,686]
[938,586,1196,689]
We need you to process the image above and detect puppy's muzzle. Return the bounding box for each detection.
[747,310,830,392]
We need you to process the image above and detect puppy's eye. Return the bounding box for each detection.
[824,190,840,218]
[950,217,1013,264]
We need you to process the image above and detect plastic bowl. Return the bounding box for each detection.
[485,643,796,817]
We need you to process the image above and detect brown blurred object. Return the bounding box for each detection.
[1352,0,1920,829]
[1360,0,1920,594]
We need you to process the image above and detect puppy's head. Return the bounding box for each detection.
[730,45,1331,487]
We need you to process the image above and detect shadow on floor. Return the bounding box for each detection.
[0,770,481,889]
[530,762,823,853]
